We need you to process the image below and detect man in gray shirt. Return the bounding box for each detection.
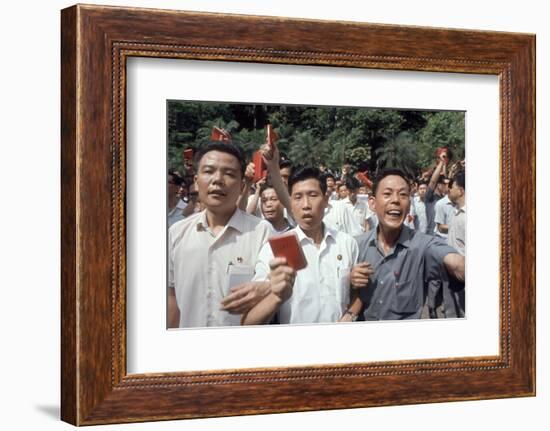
[351,168,465,320]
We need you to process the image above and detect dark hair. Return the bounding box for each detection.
[372,168,411,195]
[279,159,293,171]
[436,174,447,185]
[259,180,275,195]
[289,167,327,196]
[168,170,184,186]
[323,172,335,182]
[418,179,428,187]
[453,171,466,190]
[194,141,246,177]
[345,176,361,191]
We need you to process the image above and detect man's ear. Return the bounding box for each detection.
[368,195,376,212]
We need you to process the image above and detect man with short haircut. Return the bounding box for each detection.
[433,178,455,238]
[324,173,339,201]
[259,182,293,233]
[167,142,273,328]
[411,181,428,234]
[243,167,361,325]
[352,168,465,320]
[444,171,466,317]
[342,176,373,232]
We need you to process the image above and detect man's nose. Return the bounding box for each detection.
[211,170,224,184]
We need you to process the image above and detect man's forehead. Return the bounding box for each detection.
[199,150,240,168]
[378,175,409,189]
[291,178,322,194]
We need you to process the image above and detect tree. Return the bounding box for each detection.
[417,111,465,169]
[375,131,418,177]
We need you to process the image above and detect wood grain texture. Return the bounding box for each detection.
[60,4,536,425]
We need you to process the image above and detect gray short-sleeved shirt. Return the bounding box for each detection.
[425,188,443,235]
[355,226,457,320]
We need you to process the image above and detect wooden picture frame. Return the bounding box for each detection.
[61,4,535,425]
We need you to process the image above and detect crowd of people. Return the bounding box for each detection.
[167,133,466,328]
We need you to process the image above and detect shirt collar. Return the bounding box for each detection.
[369,225,413,249]
[196,207,245,233]
[294,223,335,245]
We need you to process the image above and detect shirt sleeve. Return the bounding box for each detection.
[252,242,274,282]
[434,200,445,225]
[168,225,175,289]
[424,235,459,276]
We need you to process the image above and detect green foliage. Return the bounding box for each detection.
[167,101,465,178]
[375,131,418,177]
[416,111,465,168]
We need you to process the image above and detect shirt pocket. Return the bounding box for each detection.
[390,278,421,315]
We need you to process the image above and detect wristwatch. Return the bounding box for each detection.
[345,310,358,321]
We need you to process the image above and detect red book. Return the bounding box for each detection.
[266,124,278,150]
[252,150,267,182]
[183,148,193,161]
[268,231,307,271]
[211,126,232,142]
[355,172,373,189]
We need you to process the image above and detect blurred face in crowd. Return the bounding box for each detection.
[290,178,328,235]
[371,175,411,234]
[448,180,465,206]
[194,150,243,215]
[280,166,292,187]
[338,184,349,200]
[326,176,335,188]
[260,187,284,224]
[347,187,358,204]
[418,183,427,200]
[437,178,450,196]
[358,186,368,195]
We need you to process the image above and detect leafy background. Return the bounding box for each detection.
[168,101,465,179]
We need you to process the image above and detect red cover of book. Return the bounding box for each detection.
[268,231,307,271]
[183,148,193,161]
[355,172,373,189]
[266,124,278,150]
[211,126,232,142]
[252,150,267,182]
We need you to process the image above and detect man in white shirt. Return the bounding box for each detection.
[243,167,361,325]
[444,171,466,317]
[341,176,373,232]
[167,142,273,328]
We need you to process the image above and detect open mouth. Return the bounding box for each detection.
[386,209,402,219]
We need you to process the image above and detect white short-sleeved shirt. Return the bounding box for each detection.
[448,205,466,255]
[411,196,428,234]
[168,199,188,227]
[324,200,363,236]
[434,195,456,238]
[168,208,272,328]
[342,197,372,232]
[253,224,359,324]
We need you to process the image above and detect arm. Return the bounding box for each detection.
[242,257,296,325]
[220,281,270,315]
[237,162,255,211]
[167,287,180,328]
[443,253,465,282]
[339,289,363,322]
[260,141,294,219]
[246,177,266,215]
[428,159,445,191]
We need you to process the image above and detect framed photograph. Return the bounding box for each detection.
[61,4,535,425]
